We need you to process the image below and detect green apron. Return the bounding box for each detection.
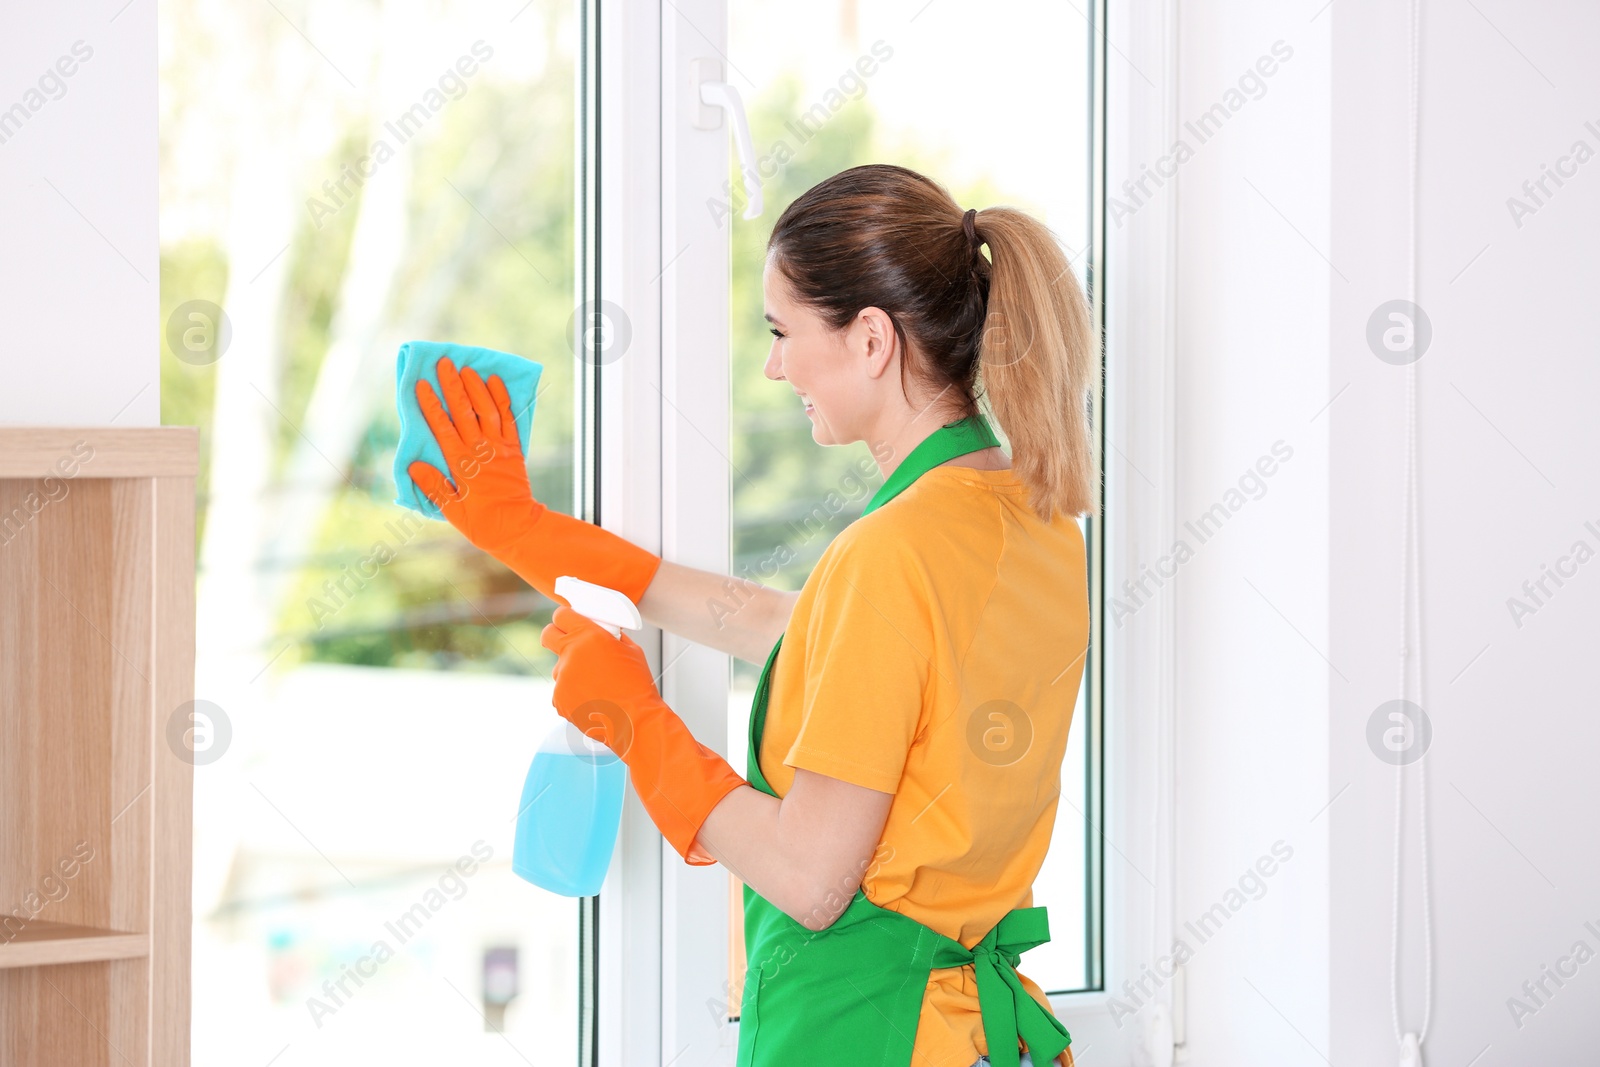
[735,415,1072,1067]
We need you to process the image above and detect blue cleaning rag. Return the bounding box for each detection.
[391,340,543,520]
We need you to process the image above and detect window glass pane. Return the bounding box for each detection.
[724,0,1097,1002]
[160,1,585,1060]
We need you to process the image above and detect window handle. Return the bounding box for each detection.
[693,61,763,220]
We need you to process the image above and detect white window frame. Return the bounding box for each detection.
[591,0,665,1064]
[593,0,739,1064]
[591,0,1180,1063]
[1042,1,1181,1063]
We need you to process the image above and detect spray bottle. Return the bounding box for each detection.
[512,576,641,896]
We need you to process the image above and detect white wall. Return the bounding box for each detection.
[0,4,159,427]
[1330,0,1600,1063]
[1168,0,1600,1064]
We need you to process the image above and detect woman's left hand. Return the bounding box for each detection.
[539,605,748,865]
[540,606,658,756]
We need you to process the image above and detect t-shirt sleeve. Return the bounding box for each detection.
[783,529,933,794]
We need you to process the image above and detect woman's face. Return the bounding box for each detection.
[762,259,894,447]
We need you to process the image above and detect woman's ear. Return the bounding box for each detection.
[853,306,898,381]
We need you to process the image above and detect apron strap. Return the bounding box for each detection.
[928,907,1072,1067]
[864,413,1000,516]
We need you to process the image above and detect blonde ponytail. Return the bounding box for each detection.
[972,208,1097,522]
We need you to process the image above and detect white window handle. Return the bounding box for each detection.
[692,60,763,220]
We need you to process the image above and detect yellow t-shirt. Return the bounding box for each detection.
[757,463,1090,1067]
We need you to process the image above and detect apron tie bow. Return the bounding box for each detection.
[930,907,1072,1067]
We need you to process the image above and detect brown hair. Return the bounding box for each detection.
[767,163,1097,521]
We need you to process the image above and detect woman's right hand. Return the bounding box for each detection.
[408,356,664,605]
[409,356,546,560]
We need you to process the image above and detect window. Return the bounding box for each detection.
[720,0,1105,1009]
[162,0,1129,1060]
[160,1,591,1061]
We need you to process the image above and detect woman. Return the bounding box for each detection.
[410,163,1094,1067]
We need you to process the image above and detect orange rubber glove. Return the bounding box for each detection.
[407,357,662,604]
[540,605,746,865]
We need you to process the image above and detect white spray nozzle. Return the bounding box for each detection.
[553,575,642,638]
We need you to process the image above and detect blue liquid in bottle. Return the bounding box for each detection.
[512,721,626,897]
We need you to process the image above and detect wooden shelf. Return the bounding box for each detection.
[0,425,197,1065]
[0,921,148,970]
[0,426,197,478]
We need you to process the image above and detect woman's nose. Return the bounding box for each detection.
[763,344,783,382]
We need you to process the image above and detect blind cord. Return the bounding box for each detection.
[1389,0,1434,1060]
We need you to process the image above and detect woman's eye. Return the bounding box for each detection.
[769,327,785,339]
